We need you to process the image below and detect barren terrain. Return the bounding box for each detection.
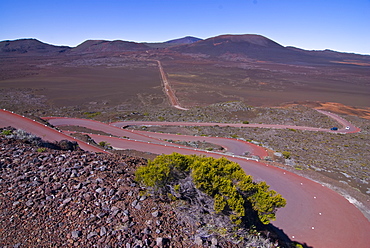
[121,103,370,197]
[2,136,266,247]
[1,35,370,247]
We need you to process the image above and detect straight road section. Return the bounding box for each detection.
[156,60,189,111]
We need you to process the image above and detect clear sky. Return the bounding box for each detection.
[0,0,369,54]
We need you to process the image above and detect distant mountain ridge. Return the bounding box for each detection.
[0,35,369,63]
[0,38,70,54]
[70,40,150,53]
[169,34,288,60]
[165,36,202,44]
[169,34,370,64]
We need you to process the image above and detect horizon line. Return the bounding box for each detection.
[1,35,369,56]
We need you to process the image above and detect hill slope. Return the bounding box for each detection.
[168,34,370,64]
[0,39,70,55]
[71,40,151,53]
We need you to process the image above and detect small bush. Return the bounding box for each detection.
[282,151,291,159]
[98,141,112,149]
[1,130,13,135]
[135,153,286,225]
[84,112,101,118]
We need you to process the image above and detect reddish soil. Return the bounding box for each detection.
[41,115,370,247]
[282,102,370,120]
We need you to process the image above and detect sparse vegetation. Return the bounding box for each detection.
[1,129,13,135]
[84,111,101,118]
[135,153,286,225]
[131,112,370,195]
[282,151,291,159]
[36,147,47,152]
[98,141,112,149]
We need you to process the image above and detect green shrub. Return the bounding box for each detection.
[135,153,192,190]
[1,130,13,135]
[282,151,291,159]
[98,141,112,149]
[242,121,249,124]
[37,147,47,152]
[174,184,180,193]
[135,153,286,225]
[247,181,286,224]
[84,111,101,118]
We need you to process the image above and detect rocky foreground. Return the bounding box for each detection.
[0,134,285,248]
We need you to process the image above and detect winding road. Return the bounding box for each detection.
[0,109,107,153]
[1,108,369,247]
[109,109,361,134]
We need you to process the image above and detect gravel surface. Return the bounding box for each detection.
[0,136,285,248]
[0,137,199,247]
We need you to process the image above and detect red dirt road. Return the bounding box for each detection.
[111,110,360,134]
[44,116,370,247]
[156,60,189,110]
[1,110,369,247]
[0,109,107,153]
[61,130,370,248]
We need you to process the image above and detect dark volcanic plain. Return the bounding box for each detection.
[1,35,370,114]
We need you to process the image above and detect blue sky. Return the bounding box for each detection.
[0,0,369,54]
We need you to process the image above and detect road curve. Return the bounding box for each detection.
[44,117,268,158]
[0,109,108,153]
[111,110,361,134]
[1,110,369,247]
[316,109,361,133]
[43,116,370,247]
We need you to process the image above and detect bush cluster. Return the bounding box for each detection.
[135,153,286,225]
